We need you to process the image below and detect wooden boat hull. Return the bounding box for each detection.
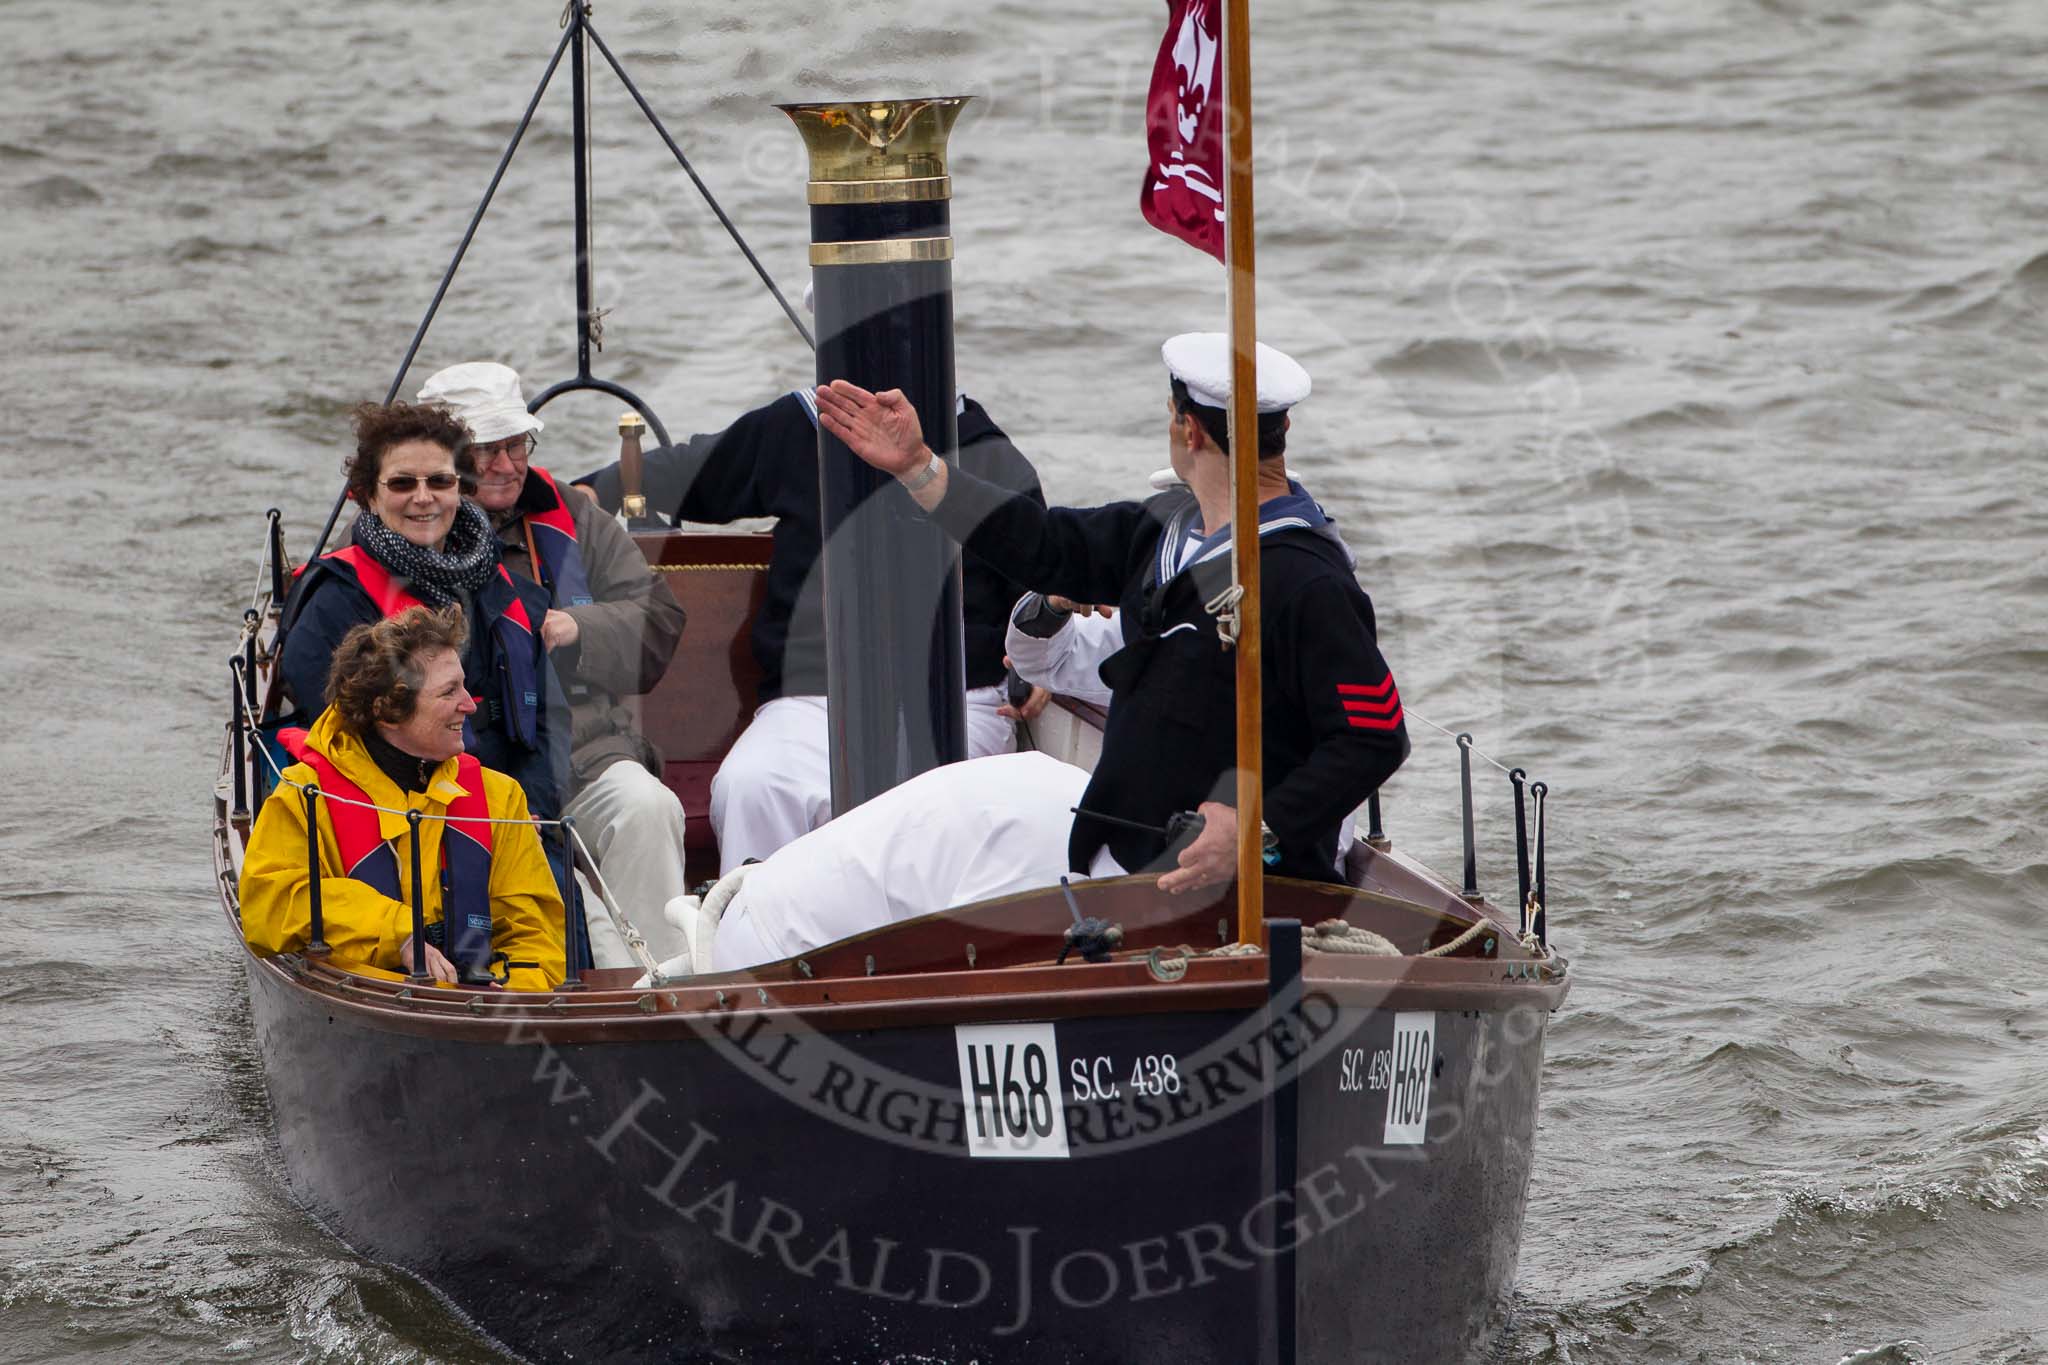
[226,527,1568,1362]
[244,933,1558,1364]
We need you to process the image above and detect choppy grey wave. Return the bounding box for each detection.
[2,0,2045,1360]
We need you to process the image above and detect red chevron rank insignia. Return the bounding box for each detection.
[1337,678,1403,731]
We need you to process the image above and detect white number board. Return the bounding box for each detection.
[1383,1011,1436,1146]
[954,1022,1071,1160]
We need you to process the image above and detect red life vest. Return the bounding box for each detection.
[325,544,535,633]
[308,546,544,752]
[277,728,498,974]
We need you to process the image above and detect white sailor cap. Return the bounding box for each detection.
[1162,332,1311,413]
[418,362,545,446]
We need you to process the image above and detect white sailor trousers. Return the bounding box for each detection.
[709,686,1016,875]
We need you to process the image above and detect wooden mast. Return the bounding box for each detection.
[1221,0,1263,946]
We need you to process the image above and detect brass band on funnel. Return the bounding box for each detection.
[807,175,951,206]
[781,97,964,263]
[810,237,955,267]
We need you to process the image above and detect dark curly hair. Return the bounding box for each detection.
[325,606,470,735]
[344,400,477,506]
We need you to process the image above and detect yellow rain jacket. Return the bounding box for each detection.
[239,706,565,991]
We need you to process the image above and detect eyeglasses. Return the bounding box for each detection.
[472,434,538,463]
[380,472,473,494]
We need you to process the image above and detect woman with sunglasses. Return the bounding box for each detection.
[276,401,568,824]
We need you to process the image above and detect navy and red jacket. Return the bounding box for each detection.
[276,727,502,977]
[931,472,1410,882]
[275,534,569,820]
[510,465,595,610]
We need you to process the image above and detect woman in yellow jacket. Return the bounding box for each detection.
[241,606,564,991]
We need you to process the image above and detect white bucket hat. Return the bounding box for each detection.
[417,362,546,445]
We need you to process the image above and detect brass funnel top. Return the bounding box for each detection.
[777,97,971,185]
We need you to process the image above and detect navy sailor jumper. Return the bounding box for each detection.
[931,468,1410,882]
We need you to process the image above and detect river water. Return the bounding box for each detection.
[2,0,2044,1361]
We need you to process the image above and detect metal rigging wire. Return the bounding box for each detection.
[310,7,813,560]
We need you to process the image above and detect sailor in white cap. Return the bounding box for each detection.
[815,332,1409,894]
[417,361,691,963]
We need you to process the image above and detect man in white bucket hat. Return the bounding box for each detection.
[418,361,690,963]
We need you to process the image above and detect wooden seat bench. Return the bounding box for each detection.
[631,529,772,886]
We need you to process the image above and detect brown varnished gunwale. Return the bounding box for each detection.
[783,870,1536,982]
[219,791,1565,1048]
[227,851,1566,1046]
[248,936,1563,1046]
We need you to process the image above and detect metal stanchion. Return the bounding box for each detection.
[558,816,584,988]
[228,660,250,825]
[1457,733,1479,900]
[1530,781,1548,947]
[302,786,328,956]
[1509,767,1530,935]
[406,810,429,983]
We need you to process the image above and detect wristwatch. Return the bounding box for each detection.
[902,452,943,493]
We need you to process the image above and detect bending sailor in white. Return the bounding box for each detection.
[688,752,1090,973]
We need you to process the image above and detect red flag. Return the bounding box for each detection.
[1140,0,1225,262]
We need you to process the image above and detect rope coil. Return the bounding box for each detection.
[1420,918,1491,959]
[1302,918,1399,956]
[1204,582,1244,648]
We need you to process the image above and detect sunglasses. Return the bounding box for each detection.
[380,472,474,494]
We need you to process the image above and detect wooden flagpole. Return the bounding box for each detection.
[1220,0,1263,947]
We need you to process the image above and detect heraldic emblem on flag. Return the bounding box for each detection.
[1140,0,1226,261]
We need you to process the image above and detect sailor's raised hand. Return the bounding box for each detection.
[1156,800,1238,895]
[814,381,929,478]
